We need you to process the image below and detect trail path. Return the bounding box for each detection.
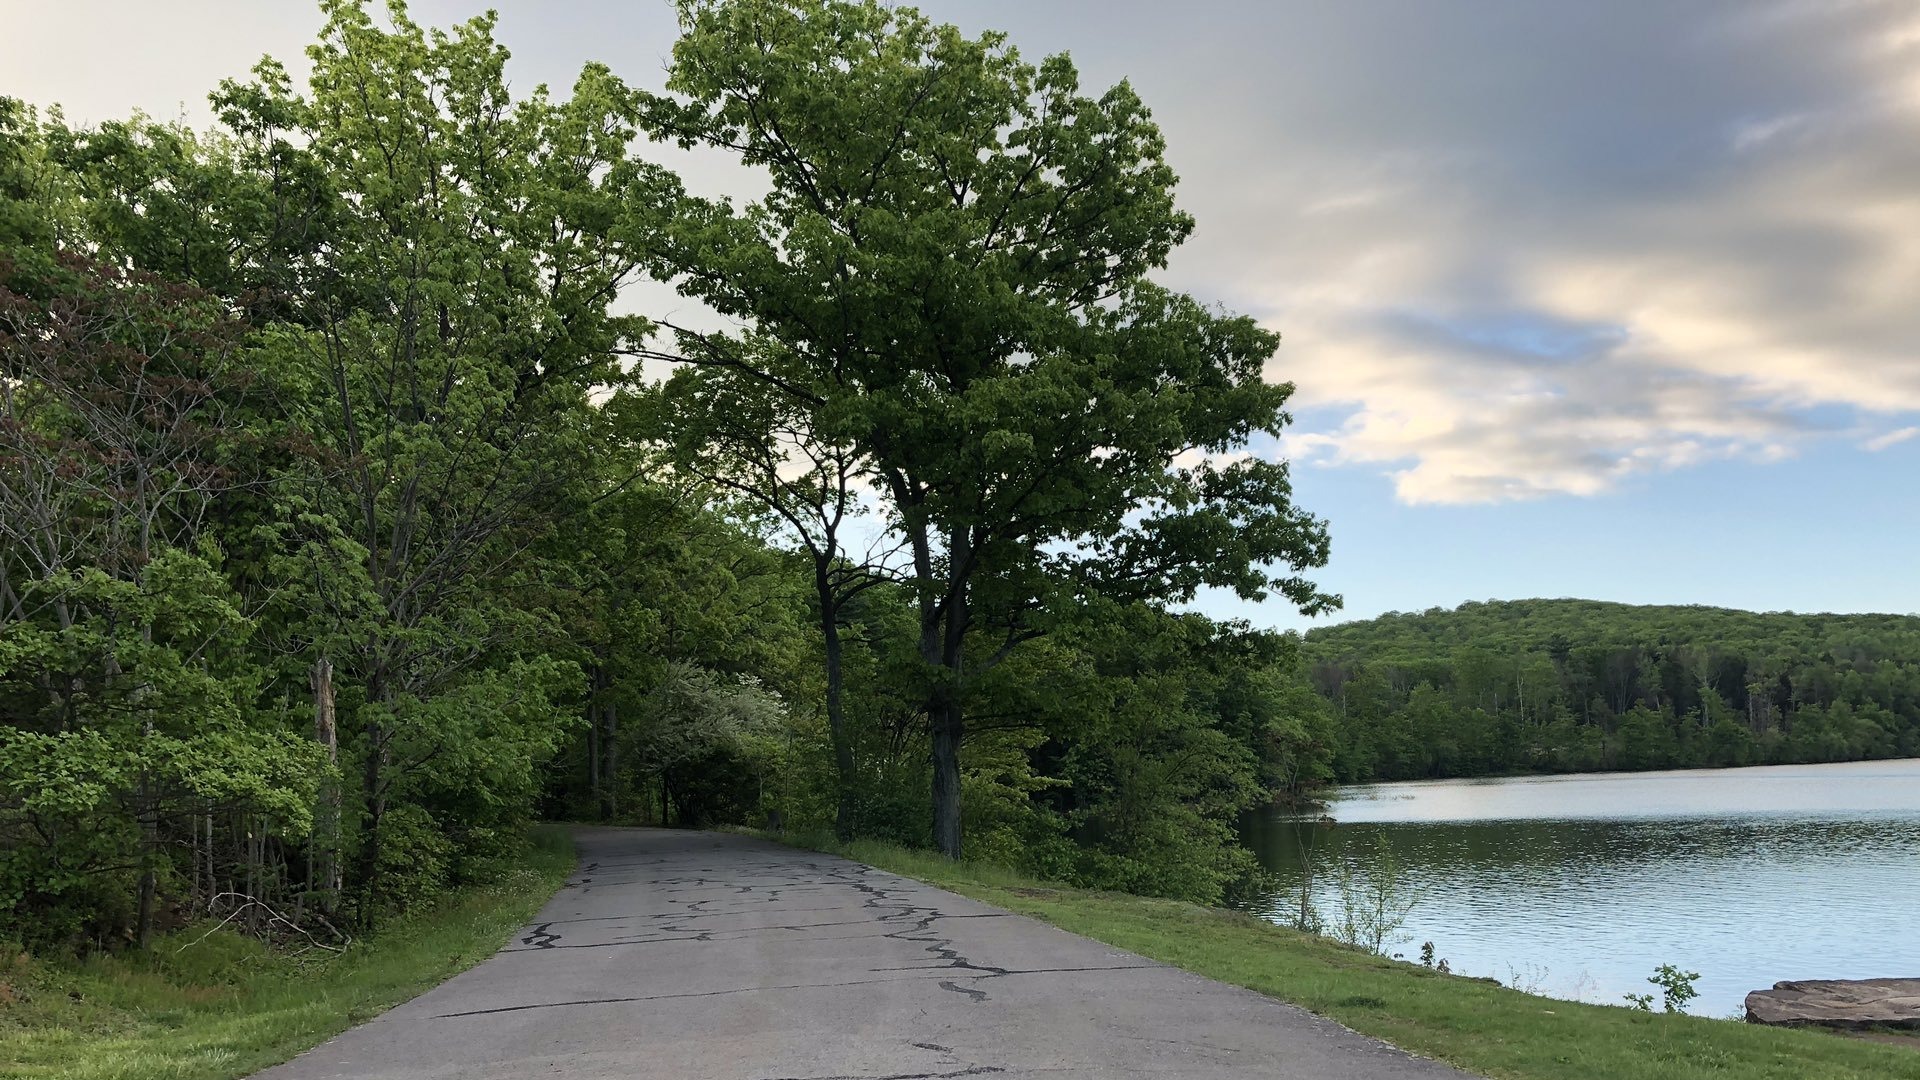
[254,827,1474,1079]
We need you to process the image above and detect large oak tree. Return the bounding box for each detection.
[641,0,1335,856]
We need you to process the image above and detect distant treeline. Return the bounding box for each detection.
[1293,599,1920,783]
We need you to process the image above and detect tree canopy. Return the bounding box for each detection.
[0,0,1334,948]
[640,0,1333,856]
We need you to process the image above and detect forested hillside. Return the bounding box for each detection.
[0,0,1335,951]
[1298,599,1920,782]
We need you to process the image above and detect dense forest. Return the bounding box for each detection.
[0,0,1338,950]
[1299,599,1920,783]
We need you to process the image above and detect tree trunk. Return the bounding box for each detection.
[310,658,341,913]
[603,701,619,819]
[927,563,967,860]
[134,758,155,945]
[135,863,156,948]
[356,688,388,910]
[930,697,963,858]
[586,663,603,818]
[107,645,159,949]
[357,724,383,881]
[245,817,262,934]
[819,582,857,841]
[203,813,214,910]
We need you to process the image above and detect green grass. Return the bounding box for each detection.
[0,826,575,1080]
[767,830,1920,1080]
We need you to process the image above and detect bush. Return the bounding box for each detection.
[368,805,454,914]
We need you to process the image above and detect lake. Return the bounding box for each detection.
[1242,758,1920,1017]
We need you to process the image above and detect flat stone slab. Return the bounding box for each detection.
[1746,978,1920,1030]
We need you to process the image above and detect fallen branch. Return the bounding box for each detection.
[175,891,353,956]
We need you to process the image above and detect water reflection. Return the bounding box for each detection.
[1243,759,1920,1015]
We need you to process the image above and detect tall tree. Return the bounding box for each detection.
[642,0,1334,856]
[639,343,901,839]
[211,0,671,903]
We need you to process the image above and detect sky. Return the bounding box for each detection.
[5,0,1918,631]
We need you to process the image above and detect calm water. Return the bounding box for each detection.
[1243,759,1920,1016]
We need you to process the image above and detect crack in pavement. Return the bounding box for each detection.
[513,851,1151,1006]
[424,965,1159,1019]
[936,981,986,1003]
[744,1060,998,1068]
[426,974,973,1018]
[508,852,1121,1011]
[496,912,1016,953]
[528,903,858,925]
[252,831,1477,1080]
[816,862,1036,1000]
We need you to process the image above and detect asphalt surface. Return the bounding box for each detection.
[254,827,1475,1079]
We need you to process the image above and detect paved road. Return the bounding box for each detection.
[255,828,1474,1079]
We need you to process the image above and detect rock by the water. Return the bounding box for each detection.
[1745,978,1920,1030]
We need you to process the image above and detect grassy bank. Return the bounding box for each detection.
[0,827,575,1080]
[770,832,1918,1080]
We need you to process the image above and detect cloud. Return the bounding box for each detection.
[1730,111,1819,151]
[1049,0,1920,505]
[9,0,1918,507]
[1864,426,1920,451]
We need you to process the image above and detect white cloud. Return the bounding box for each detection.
[1730,111,1818,151]
[1142,0,1920,505]
[1864,426,1920,451]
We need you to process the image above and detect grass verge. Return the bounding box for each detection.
[768,831,1919,1080]
[0,826,574,1080]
